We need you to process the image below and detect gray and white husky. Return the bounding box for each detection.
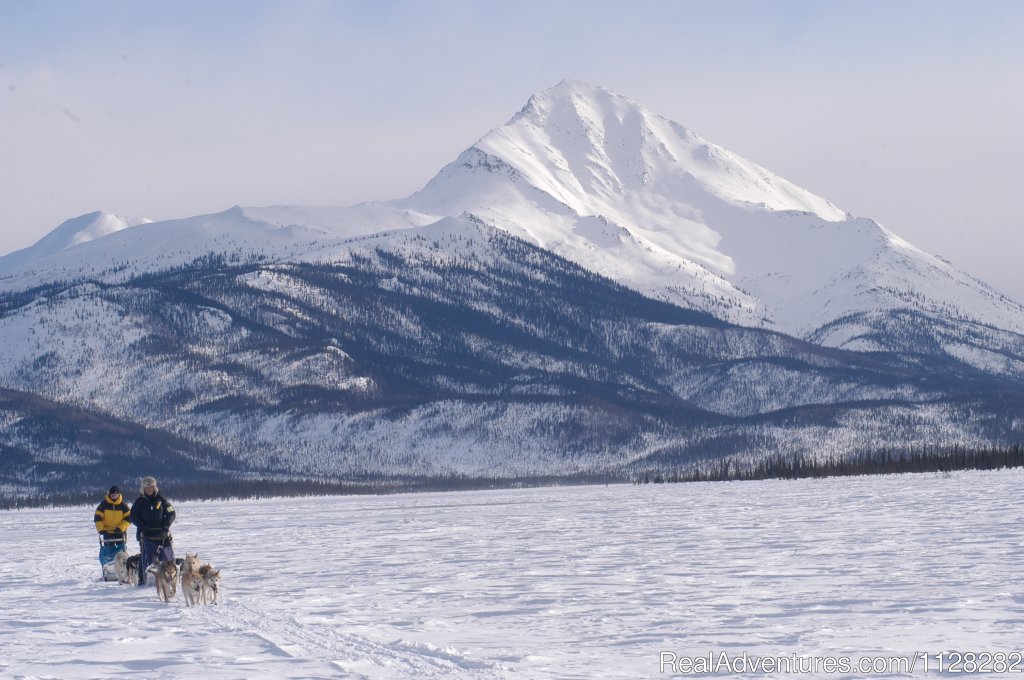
[112,551,132,585]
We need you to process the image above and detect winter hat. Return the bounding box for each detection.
[108,485,121,495]
[140,476,158,494]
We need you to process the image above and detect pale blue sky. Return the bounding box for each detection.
[2,1,1023,298]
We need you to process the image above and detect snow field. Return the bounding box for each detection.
[1,469,1022,678]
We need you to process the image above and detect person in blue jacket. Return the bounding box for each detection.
[129,476,175,586]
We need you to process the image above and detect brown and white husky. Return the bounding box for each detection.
[197,563,221,605]
[180,553,202,606]
[150,559,179,602]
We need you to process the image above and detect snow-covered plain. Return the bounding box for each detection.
[2,469,1023,679]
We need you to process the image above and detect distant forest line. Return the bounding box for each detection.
[0,474,622,510]
[637,444,1024,484]
[3,445,1021,510]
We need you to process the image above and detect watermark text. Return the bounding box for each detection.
[660,651,1024,675]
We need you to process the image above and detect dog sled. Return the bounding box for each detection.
[98,533,127,581]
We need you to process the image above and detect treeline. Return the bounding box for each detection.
[636,443,1024,484]
[0,478,382,510]
[0,473,628,510]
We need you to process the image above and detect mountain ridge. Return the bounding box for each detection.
[0,211,152,274]
[5,81,1022,345]
[2,81,1023,496]
[3,216,1021,496]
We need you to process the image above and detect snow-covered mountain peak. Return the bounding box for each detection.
[0,211,152,274]
[402,81,1024,345]
[509,79,639,129]
[4,81,1023,364]
[51,211,151,247]
[407,80,853,275]
[0,202,437,292]
[0,211,153,280]
[461,80,849,222]
[401,82,864,327]
[510,80,609,123]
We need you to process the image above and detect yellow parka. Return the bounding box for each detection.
[94,494,131,533]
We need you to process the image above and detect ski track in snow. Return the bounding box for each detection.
[1,469,1023,678]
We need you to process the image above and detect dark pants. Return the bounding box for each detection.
[138,538,174,585]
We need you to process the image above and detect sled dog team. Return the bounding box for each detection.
[95,476,221,605]
[110,549,221,604]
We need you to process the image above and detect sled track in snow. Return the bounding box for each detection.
[185,601,506,679]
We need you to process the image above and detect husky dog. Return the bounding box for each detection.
[197,564,221,605]
[182,570,204,606]
[128,550,162,585]
[124,554,142,585]
[112,551,132,584]
[179,553,202,606]
[180,553,200,580]
[150,559,179,602]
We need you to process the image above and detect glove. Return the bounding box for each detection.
[103,530,125,539]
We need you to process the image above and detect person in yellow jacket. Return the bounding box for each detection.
[95,485,130,569]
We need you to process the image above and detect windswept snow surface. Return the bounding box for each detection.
[0,203,432,292]
[0,211,151,274]
[2,469,1023,679]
